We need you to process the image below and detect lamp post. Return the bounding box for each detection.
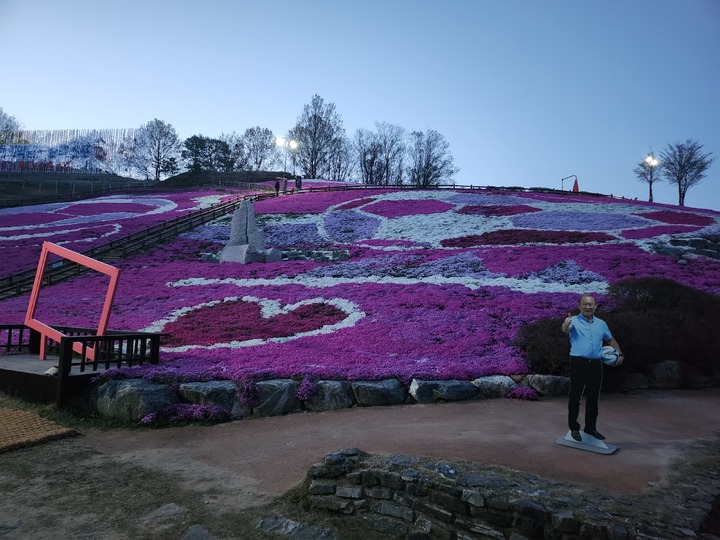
[644,154,659,203]
[276,136,298,174]
[561,175,577,191]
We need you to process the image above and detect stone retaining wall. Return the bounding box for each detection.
[91,374,571,423]
[305,447,720,540]
[91,364,719,424]
[654,234,720,261]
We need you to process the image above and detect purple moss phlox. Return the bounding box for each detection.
[506,387,539,400]
[139,403,231,427]
[296,377,319,401]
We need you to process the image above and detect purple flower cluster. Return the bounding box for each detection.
[511,210,650,231]
[363,199,454,218]
[1,187,718,388]
[519,260,605,285]
[506,387,539,400]
[139,403,231,427]
[296,377,318,400]
[264,222,327,247]
[323,210,381,243]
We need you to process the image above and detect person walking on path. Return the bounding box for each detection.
[274,178,280,196]
[561,294,624,442]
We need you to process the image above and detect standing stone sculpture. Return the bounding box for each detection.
[219,199,282,263]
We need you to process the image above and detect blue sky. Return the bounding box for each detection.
[1,0,719,210]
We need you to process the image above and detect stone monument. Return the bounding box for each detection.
[219,200,282,264]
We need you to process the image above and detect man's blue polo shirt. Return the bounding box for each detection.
[568,314,612,359]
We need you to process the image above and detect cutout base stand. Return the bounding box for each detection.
[555,430,618,455]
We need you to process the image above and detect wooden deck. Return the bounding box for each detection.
[1,325,163,405]
[0,353,110,376]
[0,353,116,405]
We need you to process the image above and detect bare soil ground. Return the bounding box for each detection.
[0,437,376,539]
[2,389,720,539]
[0,394,377,540]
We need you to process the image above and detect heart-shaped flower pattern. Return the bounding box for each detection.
[142,296,365,351]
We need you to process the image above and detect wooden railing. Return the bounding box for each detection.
[0,323,164,404]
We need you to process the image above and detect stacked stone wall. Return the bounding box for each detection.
[305,448,720,540]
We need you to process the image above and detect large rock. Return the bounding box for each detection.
[220,200,282,263]
[471,375,518,399]
[178,381,251,419]
[254,379,302,417]
[94,379,177,422]
[351,380,405,407]
[408,380,438,404]
[255,516,338,540]
[409,380,478,404]
[525,374,570,397]
[647,360,682,389]
[305,380,355,411]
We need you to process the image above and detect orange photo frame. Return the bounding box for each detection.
[24,241,121,361]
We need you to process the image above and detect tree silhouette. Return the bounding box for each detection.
[659,139,715,206]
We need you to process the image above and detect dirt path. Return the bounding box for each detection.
[1,389,719,539]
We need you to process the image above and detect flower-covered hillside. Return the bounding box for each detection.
[0,190,238,278]
[1,187,718,384]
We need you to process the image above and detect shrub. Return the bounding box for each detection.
[515,277,720,391]
[604,278,720,387]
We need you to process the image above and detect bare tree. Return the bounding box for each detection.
[660,139,715,206]
[0,107,21,144]
[354,128,382,184]
[325,135,355,182]
[406,129,458,187]
[353,123,405,185]
[633,151,661,202]
[230,126,278,171]
[376,122,405,184]
[290,95,345,179]
[135,119,182,181]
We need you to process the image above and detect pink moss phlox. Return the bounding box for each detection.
[1,188,719,387]
[162,299,347,347]
[621,225,702,239]
[335,197,376,210]
[139,403,231,427]
[237,378,260,406]
[506,387,539,400]
[255,189,398,214]
[639,210,715,226]
[296,377,319,400]
[363,199,454,218]
[0,189,235,278]
[440,229,614,247]
[457,204,541,217]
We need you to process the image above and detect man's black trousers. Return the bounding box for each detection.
[568,356,603,432]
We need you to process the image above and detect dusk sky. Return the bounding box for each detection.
[2,0,719,210]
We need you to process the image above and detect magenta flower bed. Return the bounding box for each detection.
[2,187,718,386]
[363,199,454,218]
[638,210,715,226]
[440,230,615,247]
[457,204,541,217]
[621,225,702,239]
[0,189,239,278]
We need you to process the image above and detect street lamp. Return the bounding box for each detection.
[644,154,660,203]
[276,136,298,173]
[561,175,577,191]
